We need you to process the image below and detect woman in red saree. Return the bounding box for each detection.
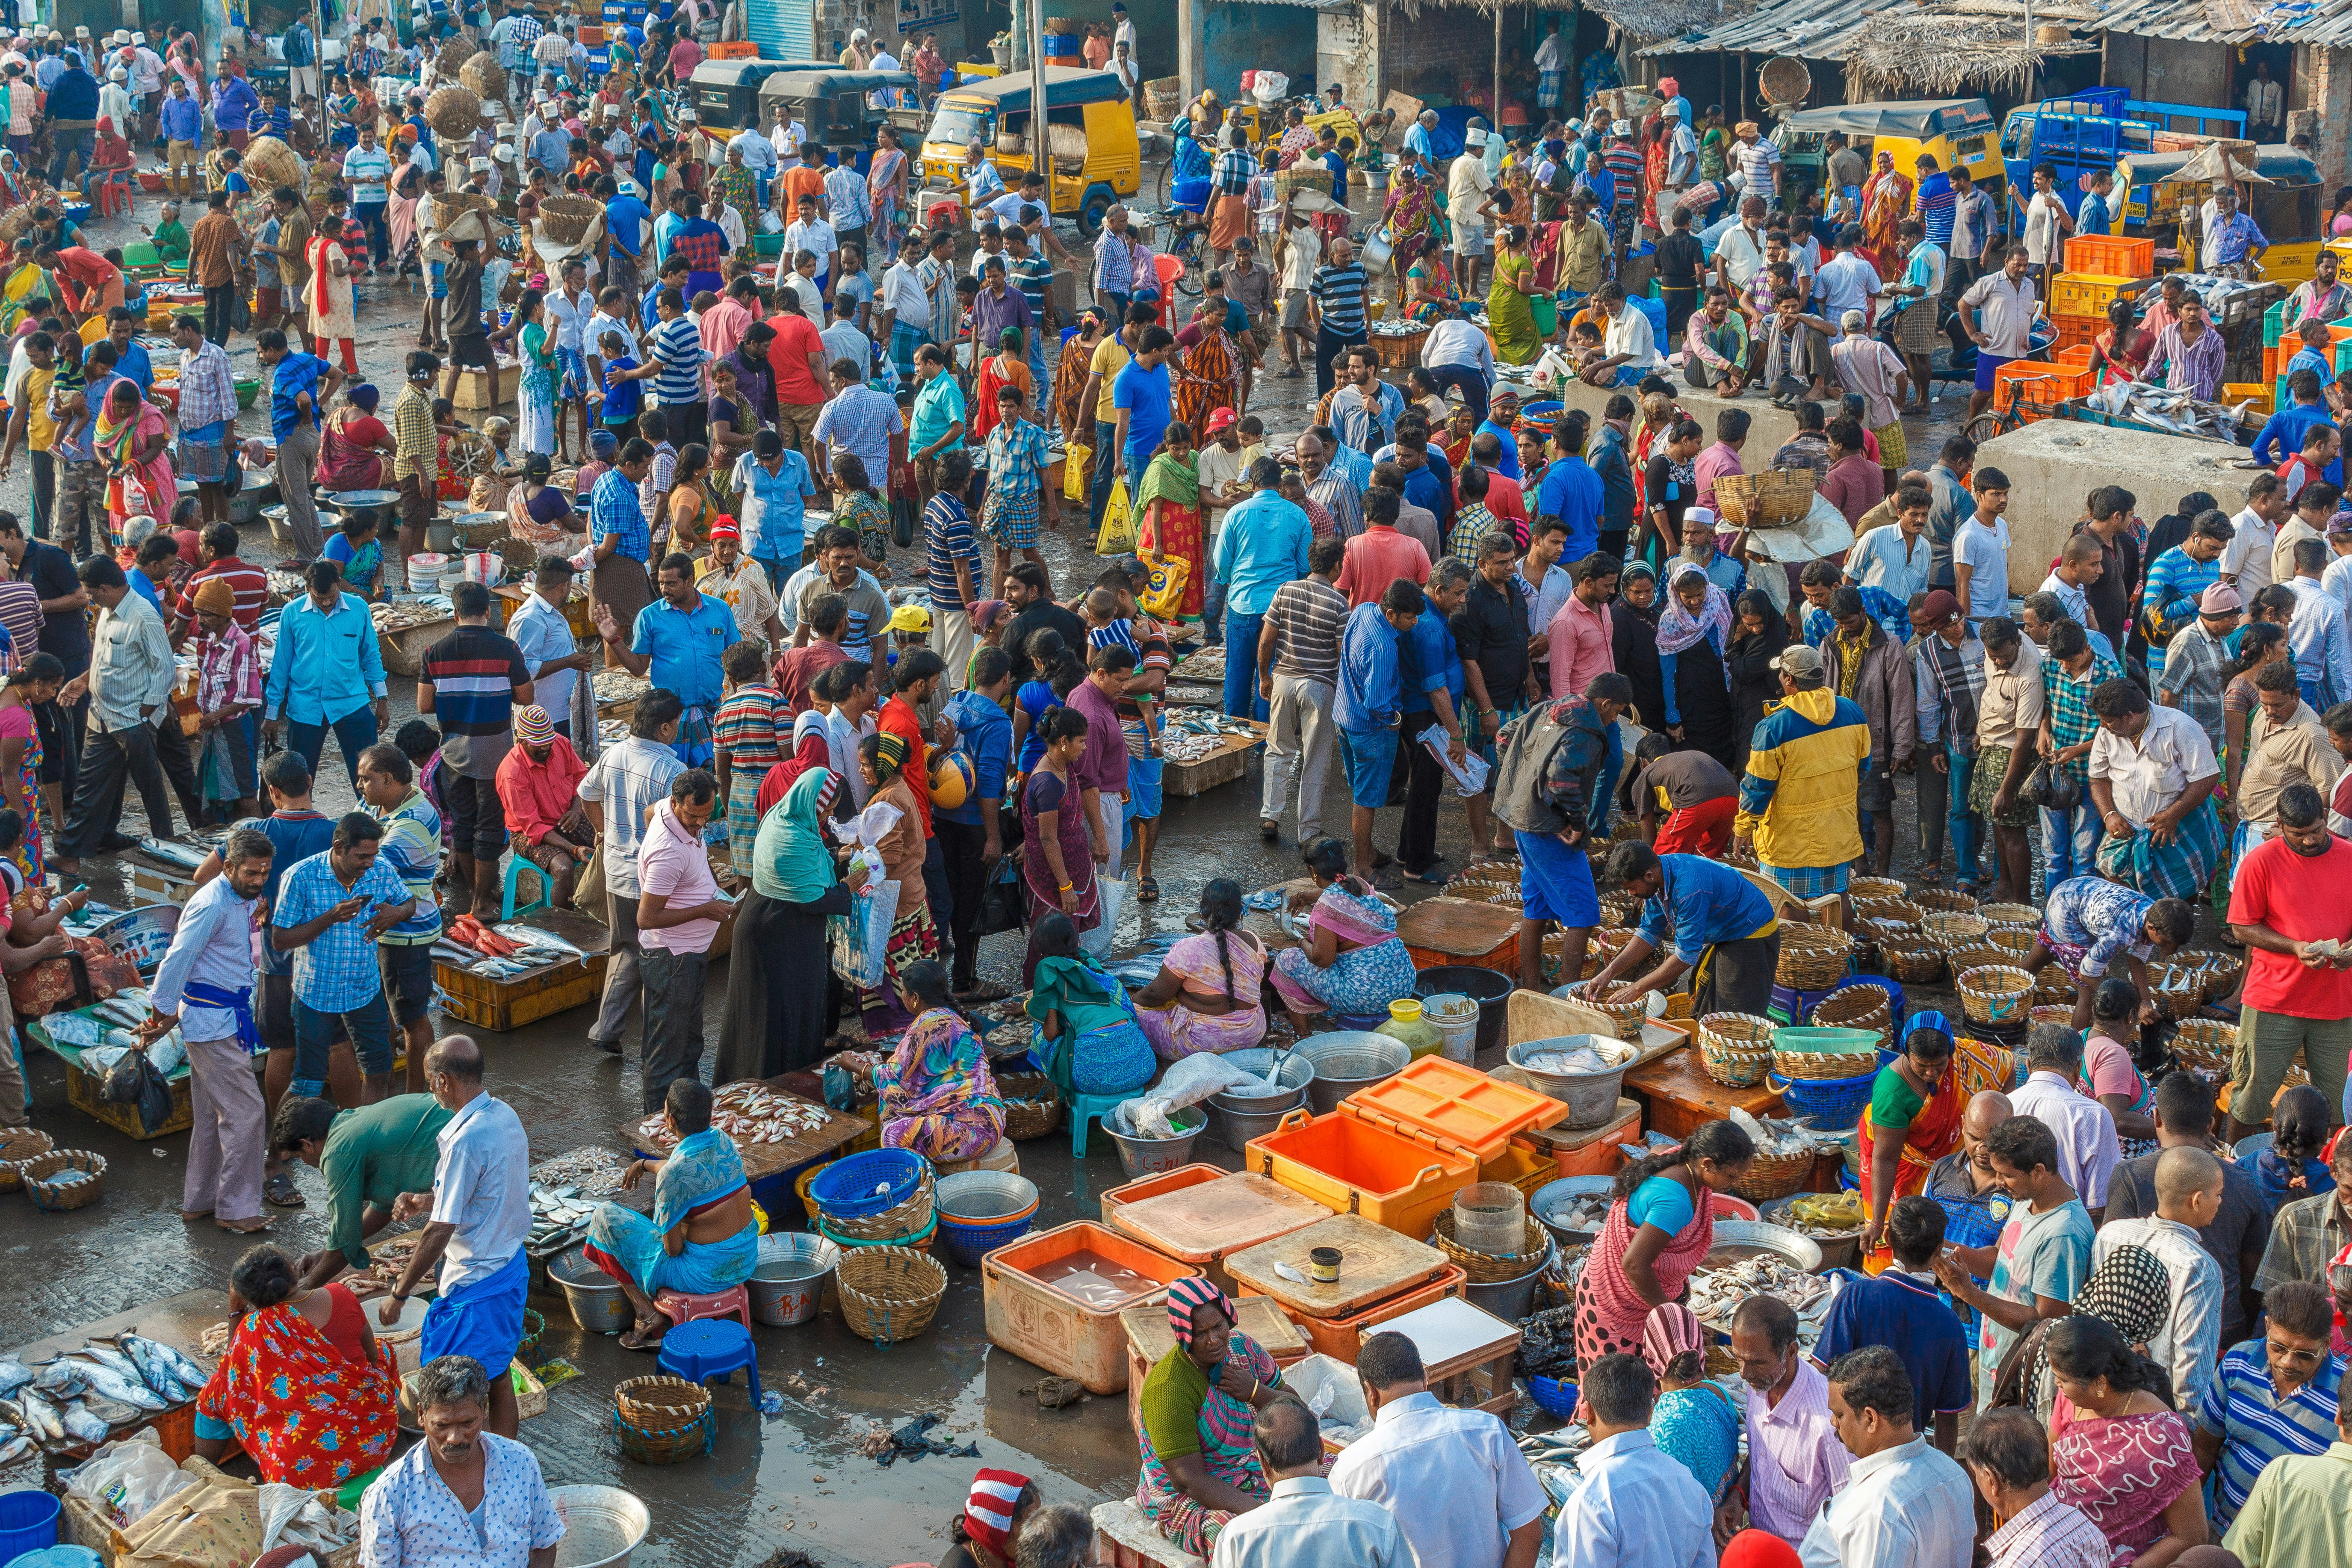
[1858,1010,1963,1270]
[94,380,175,549]
[1134,421,1204,620]
[1572,1119,1757,1370]
[1859,150,1913,273]
[2090,296,2154,387]
[1172,307,1241,432]
[971,328,1032,443]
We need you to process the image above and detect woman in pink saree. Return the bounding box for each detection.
[95,380,175,549]
[1132,879,1268,1060]
[2045,1313,2207,1566]
[1267,838,1416,1027]
[867,125,909,263]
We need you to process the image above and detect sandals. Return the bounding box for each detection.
[618,1318,668,1352]
[264,1172,305,1209]
[1136,876,1160,903]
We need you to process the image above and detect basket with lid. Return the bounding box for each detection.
[1106,1172,1333,1293]
[1243,1055,1566,1241]
[1771,1026,1884,1081]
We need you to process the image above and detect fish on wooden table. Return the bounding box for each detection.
[0,1358,33,1397]
[57,1403,109,1444]
[136,839,212,872]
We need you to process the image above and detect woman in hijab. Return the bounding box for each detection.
[1655,561,1739,768]
[1724,588,1789,764]
[1610,561,1665,728]
[1134,1276,1290,1556]
[714,767,866,1082]
[1994,1240,2170,1419]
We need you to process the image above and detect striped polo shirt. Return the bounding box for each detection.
[648,313,706,406]
[1310,262,1369,337]
[419,626,532,778]
[2196,1340,2343,1524]
[368,788,444,946]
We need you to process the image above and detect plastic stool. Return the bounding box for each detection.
[501,853,550,921]
[96,174,132,218]
[654,1284,754,1333]
[655,1318,761,1406]
[1070,1092,1126,1158]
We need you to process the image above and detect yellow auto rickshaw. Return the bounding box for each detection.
[921,65,1140,236]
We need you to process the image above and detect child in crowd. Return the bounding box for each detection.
[394,717,452,854]
[595,328,646,440]
[1566,317,1606,372]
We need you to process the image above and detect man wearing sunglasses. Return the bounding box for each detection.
[2194,1278,2341,1531]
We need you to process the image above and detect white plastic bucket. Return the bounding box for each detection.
[1422,993,1480,1065]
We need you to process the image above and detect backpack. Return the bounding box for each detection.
[1492,697,1604,837]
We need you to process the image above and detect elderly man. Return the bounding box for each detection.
[2195,1279,2343,1531]
[1724,1295,1850,1547]
[1330,1331,1548,1568]
[1802,1347,1975,1568]
[2009,1022,2123,1216]
[358,1355,561,1568]
[53,555,178,871]
[1548,1355,1712,1568]
[2221,1362,2352,1564]
[495,705,591,911]
[1972,616,2044,904]
[1211,1401,1417,1568]
[2227,780,2352,1144]
[379,1037,532,1438]
[2089,677,2225,901]
[269,1091,454,1290]
[144,826,274,1234]
[1736,643,1873,912]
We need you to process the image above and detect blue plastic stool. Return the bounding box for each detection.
[1069,1092,1127,1158]
[655,1318,761,1406]
[501,853,551,921]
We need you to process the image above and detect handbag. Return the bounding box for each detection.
[972,855,1025,939]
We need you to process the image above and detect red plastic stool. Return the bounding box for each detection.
[654,1284,754,1332]
[96,174,132,217]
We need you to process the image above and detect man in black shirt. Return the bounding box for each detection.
[439,238,499,409]
[1655,205,1707,342]
[1000,561,1086,668]
[1451,531,1531,862]
[2072,483,2143,657]
[1622,731,1740,856]
[2105,1069,2271,1344]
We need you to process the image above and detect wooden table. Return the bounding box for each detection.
[1396,897,1520,972]
[1164,716,1268,797]
[618,1076,871,1190]
[1623,1045,1786,1140]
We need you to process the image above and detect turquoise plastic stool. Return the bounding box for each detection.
[655,1318,761,1405]
[1069,1093,1127,1158]
[501,854,550,921]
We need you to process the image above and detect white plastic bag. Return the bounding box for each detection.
[70,1435,198,1529]
[257,1483,356,1554]
[829,876,901,989]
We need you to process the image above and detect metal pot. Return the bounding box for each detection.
[1105,1104,1207,1178]
[547,1247,632,1334]
[1203,1048,1315,1150]
[748,1231,839,1327]
[1461,1239,1554,1323]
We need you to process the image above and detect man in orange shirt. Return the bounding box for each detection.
[766,298,832,490]
[1334,487,1433,608]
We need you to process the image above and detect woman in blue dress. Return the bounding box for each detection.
[1641,1303,1739,1499]
[585,1078,761,1350]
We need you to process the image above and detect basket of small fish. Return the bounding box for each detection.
[636,1079,835,1152]
[2147,959,2210,1022]
[996,1072,1064,1142]
[22,1149,106,1211]
[1686,1221,1828,1335]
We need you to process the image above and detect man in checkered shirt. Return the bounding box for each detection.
[1210,129,1260,271]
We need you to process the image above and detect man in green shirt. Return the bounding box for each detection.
[270,1093,452,1289]
[2223,1394,2352,1566]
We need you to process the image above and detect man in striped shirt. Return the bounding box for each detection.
[1306,237,1368,397]
[170,521,268,648]
[389,351,438,590]
[418,580,535,918]
[1093,204,1136,316]
[1258,535,1346,842]
[1210,131,1259,271]
[2195,1279,2342,1527]
[646,286,708,449]
[1731,1293,1850,1548]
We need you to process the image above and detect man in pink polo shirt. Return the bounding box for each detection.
[1335,487,1433,609]
[635,769,730,1113]
[1546,552,1619,704]
[1693,407,1751,513]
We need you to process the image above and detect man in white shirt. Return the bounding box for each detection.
[2092,1146,2226,1413]
[1211,1401,1415,1568]
[1421,307,1495,419]
[768,108,803,168]
[2226,471,2288,598]
[875,248,929,359]
[2010,1023,2123,1214]
[1549,1354,1712,1568]
[1448,133,1495,296]
[1802,1346,1976,1568]
[1959,246,2037,420]
[1811,223,1882,325]
[1330,1332,1548,1568]
[1711,196,1770,295]
[786,193,839,298]
[1579,281,1657,387]
[544,255,594,465]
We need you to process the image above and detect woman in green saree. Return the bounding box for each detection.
[1136,1277,1290,1556]
[1133,420,1204,621]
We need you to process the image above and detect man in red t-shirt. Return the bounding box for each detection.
[2224,780,2352,1144]
[169,522,268,647]
[1335,486,1434,608]
[767,305,830,484]
[776,593,850,712]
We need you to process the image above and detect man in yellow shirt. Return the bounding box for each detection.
[2223,1388,2352,1566]
[0,329,58,537]
[1078,299,1150,534]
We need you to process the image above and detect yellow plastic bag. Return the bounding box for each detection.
[1140,555,1190,619]
[1095,478,1136,555]
[1062,440,1092,502]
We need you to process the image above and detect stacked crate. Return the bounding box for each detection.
[2047,235,2156,360]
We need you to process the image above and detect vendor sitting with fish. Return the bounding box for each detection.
[195,1241,398,1503]
[583,1078,760,1351]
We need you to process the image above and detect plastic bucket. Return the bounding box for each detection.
[1419,993,1480,1065]
[0,1491,62,1563]
[1529,293,1559,336]
[1462,1239,1554,1322]
[1414,966,1515,1055]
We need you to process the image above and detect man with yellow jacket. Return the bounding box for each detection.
[1734,643,1876,921]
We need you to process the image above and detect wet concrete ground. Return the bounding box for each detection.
[0,162,2027,1566]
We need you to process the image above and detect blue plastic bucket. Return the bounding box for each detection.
[0,1491,62,1565]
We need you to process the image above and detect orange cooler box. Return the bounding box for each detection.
[1227,1212,1463,1361]
[1243,1055,1567,1240]
[1109,1172,1335,1294]
[1099,1162,1226,1229]
[982,1221,1201,1394]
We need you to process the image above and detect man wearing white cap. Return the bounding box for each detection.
[100,66,130,136]
[127,32,163,146]
[1448,132,1495,297]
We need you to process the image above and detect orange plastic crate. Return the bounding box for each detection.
[1993,359,2091,419]
[981,1221,1202,1394]
[2266,344,2281,384]
[2048,312,2104,354]
[2048,272,2137,319]
[1099,1162,1226,1229]
[2054,343,2097,372]
[2064,234,2155,278]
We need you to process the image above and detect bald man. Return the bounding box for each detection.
[1918,1090,2015,1289]
[2092,1145,2226,1410]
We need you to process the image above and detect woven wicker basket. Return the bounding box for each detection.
[426,84,483,140]
[459,51,508,100]
[244,136,306,198]
[2147,960,2209,1022]
[1776,925,1853,990]
[2170,1016,2235,1073]
[1921,912,1992,951]
[1946,941,2011,978]
[1698,1012,1777,1088]
[1957,965,2034,1027]
[1732,1149,1814,1202]
[823,1171,935,1241]
[0,1126,52,1192]
[538,194,602,245]
[838,1245,948,1344]
[436,35,476,77]
[1851,895,1921,925]
[1714,469,1817,529]
[1912,888,1980,915]
[1882,931,1945,983]
[1544,924,1634,985]
[1431,1212,1553,1284]
[2028,1005,2077,1034]
[2196,951,2246,1001]
[1848,876,1908,904]
[995,1073,1063,1141]
[1598,892,1644,929]
[0,206,35,245]
[1557,979,1647,1034]
[22,1150,105,1212]
[613,1376,712,1465]
[1987,926,2036,958]
[1808,983,1891,1044]
[1977,902,2038,930]
[2032,964,2077,1006]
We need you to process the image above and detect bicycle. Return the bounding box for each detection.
[1125,204,1207,302]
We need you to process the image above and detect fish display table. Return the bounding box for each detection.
[620,1076,871,1198]
[433,910,612,1031]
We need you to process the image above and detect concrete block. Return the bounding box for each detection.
[1975,419,2257,594]
[1528,374,1802,457]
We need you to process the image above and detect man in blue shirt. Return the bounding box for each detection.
[1536,438,1604,564]
[1211,456,1314,723]
[1395,561,1473,884]
[1112,327,1175,482]
[263,560,390,790]
[1811,1195,1973,1449]
[101,307,152,394]
[940,647,1015,996]
[595,552,741,767]
[2254,367,2343,487]
[257,328,342,565]
[732,429,818,586]
[597,172,650,296]
[159,78,205,195]
[1334,582,1423,882]
[1587,839,1782,1016]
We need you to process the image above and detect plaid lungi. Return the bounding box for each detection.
[177,422,230,484]
[1895,299,1942,355]
[2095,797,2223,901]
[892,321,927,385]
[1872,417,1908,470]
[725,765,765,875]
[607,248,640,301]
[981,486,1042,549]
[1761,860,1850,897]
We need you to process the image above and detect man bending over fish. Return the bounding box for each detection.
[583,1077,760,1351]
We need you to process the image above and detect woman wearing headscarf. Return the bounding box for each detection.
[1859,149,1913,271]
[1641,1302,1740,1499]
[95,380,175,546]
[1135,1276,1290,1556]
[856,730,940,1037]
[316,385,394,493]
[1610,561,1665,725]
[2045,1311,2208,1564]
[1724,588,1789,761]
[1655,559,1738,768]
[1994,1241,2170,1419]
[1857,1014,1963,1264]
[714,766,865,1083]
[1134,419,1204,621]
[1267,836,1417,1031]
[1023,911,1157,1097]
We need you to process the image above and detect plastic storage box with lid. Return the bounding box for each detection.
[1099,1163,1226,1228]
[981,1220,1202,1394]
[1224,1212,1464,1361]
[1108,1172,1335,1293]
[1121,1295,1309,1435]
[1242,1055,1567,1241]
[1372,1296,1524,1415]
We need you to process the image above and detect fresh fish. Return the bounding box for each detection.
[18,1390,63,1441]
[58,1403,108,1444]
[0,1434,30,1467]
[0,1399,20,1428]
[136,838,210,872]
[494,924,583,959]
[116,1339,186,1402]
[0,1360,29,1396]
[123,1334,202,1390]
[31,1361,87,1397]
[74,1341,141,1382]
[431,942,481,966]
[80,1394,142,1426]
[39,1012,103,1047]
[146,1032,186,1078]
[68,1358,165,1411]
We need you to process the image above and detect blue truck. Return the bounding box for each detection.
[1997,88,2248,233]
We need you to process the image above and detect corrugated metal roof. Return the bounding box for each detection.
[2060,0,2352,47]
[1640,0,1894,57]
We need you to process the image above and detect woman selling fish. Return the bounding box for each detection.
[195,1242,397,1501]
[1856,1013,1965,1268]
[1135,1277,1292,1556]
[584,1078,760,1352]
[1570,1120,1756,1371]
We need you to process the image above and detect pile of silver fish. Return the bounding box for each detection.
[431,923,592,980]
[637,1080,832,1149]
[528,1185,599,1254]
[0,1334,204,1453]
[2078,379,2245,441]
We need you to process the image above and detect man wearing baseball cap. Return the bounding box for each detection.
[1735,641,1873,921]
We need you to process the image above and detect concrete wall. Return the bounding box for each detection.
[1201,3,1319,109]
[2298,43,2352,195]
[1977,420,2258,593]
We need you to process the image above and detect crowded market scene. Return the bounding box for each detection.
[10,0,2352,1564]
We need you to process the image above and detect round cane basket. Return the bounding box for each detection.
[244,136,306,196]
[1806,985,1892,1050]
[1545,924,1634,984]
[1732,1149,1816,1202]
[1976,902,2038,930]
[837,1245,948,1345]
[2147,960,2208,1022]
[426,85,483,140]
[0,206,36,245]
[1921,912,1991,951]
[1714,470,1816,528]
[2197,951,2246,1001]
[995,1073,1064,1141]
[1430,1212,1554,1284]
[612,1376,713,1465]
[1598,892,1644,929]
[2029,1005,2076,1033]
[1698,1013,1777,1088]
[22,1150,106,1212]
[1957,965,2034,1027]
[1882,937,1943,983]
[1945,941,2010,978]
[1556,979,1647,1034]
[1848,876,1907,904]
[2032,965,2077,1006]
[1446,861,1520,905]
[1986,926,2035,958]
[435,35,476,77]
[821,1172,935,1241]
[1912,888,1980,915]
[539,194,602,246]
[459,51,508,100]
[2171,1017,2235,1074]
[0,1127,53,1192]
[1851,895,1920,926]
[1775,925,1853,990]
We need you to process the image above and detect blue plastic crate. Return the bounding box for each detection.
[939,1211,1034,1267]
[1528,1375,1579,1419]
